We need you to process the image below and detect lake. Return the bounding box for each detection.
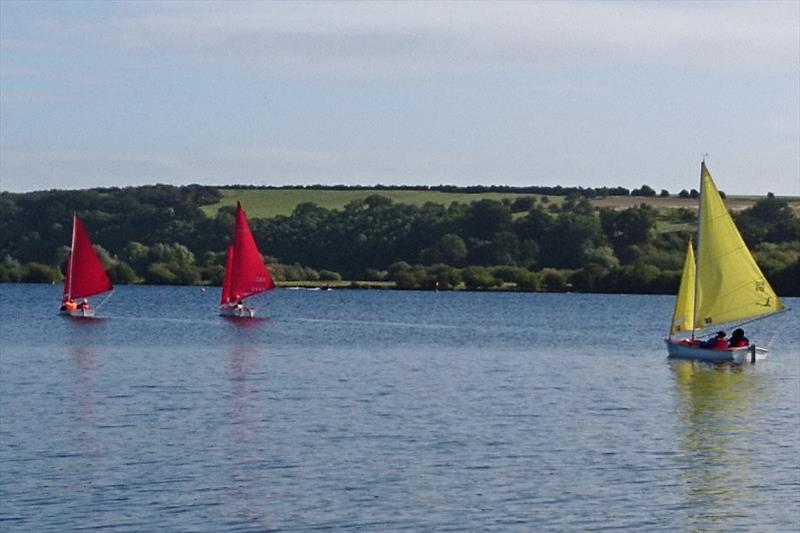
[1,284,798,531]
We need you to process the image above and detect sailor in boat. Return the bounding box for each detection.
[60,298,78,312]
[728,328,749,348]
[77,298,91,311]
[699,331,728,350]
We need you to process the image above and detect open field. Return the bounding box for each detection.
[201,189,562,218]
[201,188,800,219]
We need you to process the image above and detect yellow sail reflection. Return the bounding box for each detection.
[670,360,762,527]
[694,162,783,331]
[671,241,696,335]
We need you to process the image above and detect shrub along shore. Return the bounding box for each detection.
[2,184,798,295]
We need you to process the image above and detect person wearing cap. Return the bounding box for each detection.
[701,330,728,349]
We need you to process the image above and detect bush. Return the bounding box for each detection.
[145,263,178,285]
[364,269,388,281]
[540,268,567,291]
[23,262,62,283]
[319,269,342,281]
[387,261,412,276]
[393,271,419,290]
[270,263,319,281]
[515,270,541,291]
[429,263,461,289]
[0,256,24,282]
[107,261,140,284]
[462,266,498,289]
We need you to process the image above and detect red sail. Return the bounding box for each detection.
[63,215,113,302]
[220,245,234,304]
[225,202,275,302]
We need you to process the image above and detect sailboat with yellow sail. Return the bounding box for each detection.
[666,161,784,363]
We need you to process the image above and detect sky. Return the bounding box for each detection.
[1,0,798,195]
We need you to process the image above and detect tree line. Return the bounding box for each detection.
[0,184,798,295]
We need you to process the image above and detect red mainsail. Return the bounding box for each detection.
[220,202,275,304]
[63,215,113,302]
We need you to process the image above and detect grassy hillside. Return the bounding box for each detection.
[202,188,800,219]
[201,189,562,218]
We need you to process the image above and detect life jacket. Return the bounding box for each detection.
[730,338,749,348]
[65,300,77,311]
[714,337,729,349]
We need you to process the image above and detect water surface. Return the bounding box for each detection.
[1,285,798,531]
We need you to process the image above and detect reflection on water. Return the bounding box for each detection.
[671,361,765,531]
[69,345,99,423]
[225,344,272,528]
[67,345,102,496]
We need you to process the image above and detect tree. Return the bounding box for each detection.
[542,212,602,268]
[511,196,535,213]
[631,185,656,197]
[600,205,656,250]
[464,200,512,239]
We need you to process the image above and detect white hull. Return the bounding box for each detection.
[220,306,255,318]
[666,339,767,363]
[59,308,95,318]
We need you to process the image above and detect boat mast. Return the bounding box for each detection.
[690,158,706,341]
[68,212,77,301]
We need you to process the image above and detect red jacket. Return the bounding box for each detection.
[714,337,729,349]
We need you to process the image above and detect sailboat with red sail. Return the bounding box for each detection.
[60,214,113,317]
[220,202,276,317]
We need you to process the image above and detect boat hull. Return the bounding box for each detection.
[59,308,95,318]
[220,306,255,318]
[665,339,767,363]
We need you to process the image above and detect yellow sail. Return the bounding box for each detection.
[670,240,696,335]
[694,162,783,330]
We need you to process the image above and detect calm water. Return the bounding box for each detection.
[1,284,798,532]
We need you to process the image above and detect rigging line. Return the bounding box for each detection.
[712,308,791,341]
[764,308,792,349]
[95,290,114,311]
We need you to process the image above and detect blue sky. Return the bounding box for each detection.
[1,0,798,195]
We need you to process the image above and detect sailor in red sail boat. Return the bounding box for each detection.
[60,214,113,317]
[219,202,276,318]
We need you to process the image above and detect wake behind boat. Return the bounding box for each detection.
[60,214,113,318]
[220,202,276,318]
[665,161,784,363]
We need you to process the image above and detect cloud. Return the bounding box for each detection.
[37,1,800,77]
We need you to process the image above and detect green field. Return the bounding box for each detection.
[201,188,800,219]
[201,189,562,218]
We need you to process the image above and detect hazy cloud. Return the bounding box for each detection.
[39,1,800,76]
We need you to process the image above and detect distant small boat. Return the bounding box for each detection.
[60,214,113,318]
[665,161,784,363]
[220,202,276,317]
